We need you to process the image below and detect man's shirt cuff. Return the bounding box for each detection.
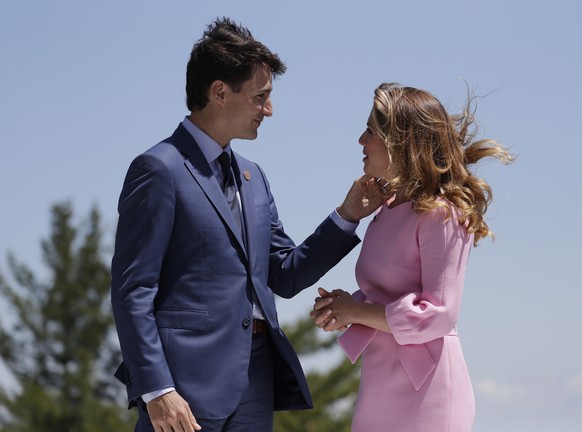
[142,387,175,403]
[330,208,359,235]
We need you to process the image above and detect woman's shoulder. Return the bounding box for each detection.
[416,198,473,244]
[415,198,467,228]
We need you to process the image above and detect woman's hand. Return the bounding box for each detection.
[311,287,393,334]
[311,287,358,332]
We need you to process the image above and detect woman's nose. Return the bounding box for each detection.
[358,133,366,146]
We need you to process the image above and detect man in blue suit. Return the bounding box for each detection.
[111,18,382,432]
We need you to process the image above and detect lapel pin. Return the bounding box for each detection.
[243,171,251,181]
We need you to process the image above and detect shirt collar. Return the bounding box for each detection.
[182,116,231,164]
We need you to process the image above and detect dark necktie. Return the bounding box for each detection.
[218,152,243,237]
[219,153,261,315]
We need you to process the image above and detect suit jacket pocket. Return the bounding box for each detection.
[155,308,209,331]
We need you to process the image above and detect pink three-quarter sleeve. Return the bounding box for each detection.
[385,208,473,346]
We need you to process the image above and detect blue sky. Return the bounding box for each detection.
[1,0,581,430]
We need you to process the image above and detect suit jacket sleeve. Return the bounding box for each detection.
[111,153,176,401]
[256,165,361,299]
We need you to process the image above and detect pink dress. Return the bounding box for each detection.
[338,200,475,432]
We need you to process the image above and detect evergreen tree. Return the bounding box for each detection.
[0,201,358,431]
[0,202,135,432]
[274,317,360,432]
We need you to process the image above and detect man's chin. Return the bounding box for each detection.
[242,131,259,141]
[232,133,258,142]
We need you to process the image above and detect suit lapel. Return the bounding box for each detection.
[232,154,256,264]
[171,125,248,257]
[232,153,275,321]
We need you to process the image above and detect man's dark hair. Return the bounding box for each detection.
[186,17,287,111]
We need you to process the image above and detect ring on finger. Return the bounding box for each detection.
[376,177,391,195]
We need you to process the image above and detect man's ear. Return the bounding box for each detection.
[209,80,226,107]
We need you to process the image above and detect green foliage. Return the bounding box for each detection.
[274,317,360,432]
[0,201,359,432]
[0,202,135,432]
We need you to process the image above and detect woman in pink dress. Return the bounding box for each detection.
[312,83,512,432]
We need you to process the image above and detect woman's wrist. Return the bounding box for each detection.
[353,302,390,332]
[349,301,368,326]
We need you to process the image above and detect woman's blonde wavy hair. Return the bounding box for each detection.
[371,83,513,246]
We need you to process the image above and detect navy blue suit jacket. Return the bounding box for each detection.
[111,124,360,419]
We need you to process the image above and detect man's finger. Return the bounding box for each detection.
[184,403,201,431]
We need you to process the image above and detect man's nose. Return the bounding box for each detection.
[262,98,273,117]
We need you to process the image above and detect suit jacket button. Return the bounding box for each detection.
[242,319,251,329]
